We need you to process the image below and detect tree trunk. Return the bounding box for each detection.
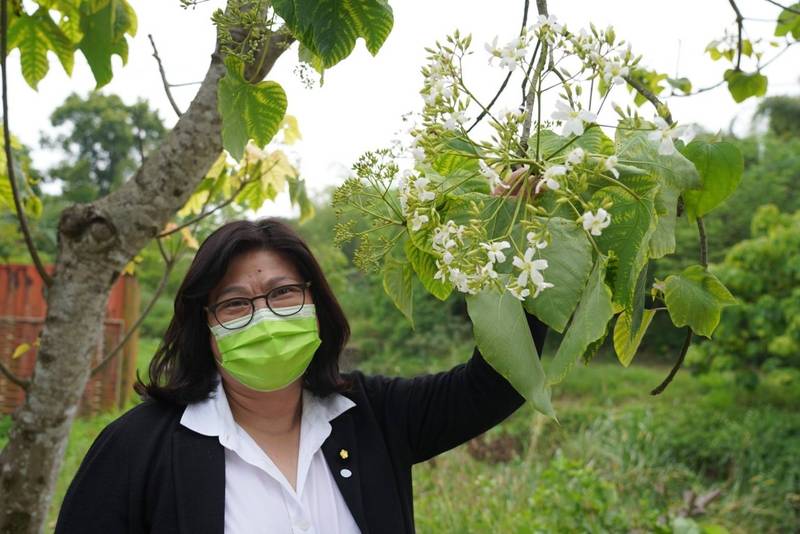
[0,29,291,531]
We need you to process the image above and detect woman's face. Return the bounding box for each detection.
[206,248,313,363]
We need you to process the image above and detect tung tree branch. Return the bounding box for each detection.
[0,359,29,390]
[149,34,183,118]
[1,0,53,287]
[763,0,800,15]
[728,0,745,70]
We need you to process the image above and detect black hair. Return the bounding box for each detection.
[134,218,351,404]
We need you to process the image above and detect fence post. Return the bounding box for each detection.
[118,275,140,409]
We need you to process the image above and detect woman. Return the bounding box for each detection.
[56,218,546,534]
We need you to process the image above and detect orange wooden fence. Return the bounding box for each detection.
[0,265,140,416]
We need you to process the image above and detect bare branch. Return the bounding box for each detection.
[149,34,183,118]
[763,0,800,15]
[623,74,674,124]
[728,0,745,70]
[90,243,179,377]
[466,0,531,132]
[0,359,29,390]
[651,327,693,395]
[1,1,53,287]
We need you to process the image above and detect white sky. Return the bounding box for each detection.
[7,0,799,217]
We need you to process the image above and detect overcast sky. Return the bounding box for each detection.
[7,0,799,217]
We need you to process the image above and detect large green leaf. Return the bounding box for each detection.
[546,257,615,385]
[681,140,743,220]
[664,265,737,338]
[616,128,701,259]
[775,2,800,39]
[7,8,75,89]
[467,288,555,418]
[523,217,594,332]
[724,69,768,103]
[429,136,490,195]
[78,0,136,88]
[613,308,656,367]
[383,258,414,327]
[528,126,614,161]
[273,0,394,68]
[404,238,452,301]
[218,57,288,159]
[592,180,658,310]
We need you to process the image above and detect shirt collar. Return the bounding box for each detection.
[179,376,356,439]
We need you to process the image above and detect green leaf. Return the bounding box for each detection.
[523,217,594,333]
[467,288,555,419]
[430,136,490,195]
[546,257,615,385]
[664,265,738,338]
[667,77,693,94]
[287,176,315,223]
[273,0,394,68]
[7,8,75,89]
[775,2,800,39]
[681,140,744,220]
[383,258,414,327]
[78,0,136,88]
[528,127,614,161]
[218,57,288,159]
[613,308,656,367]
[723,69,768,103]
[616,127,701,259]
[404,238,452,301]
[591,180,658,310]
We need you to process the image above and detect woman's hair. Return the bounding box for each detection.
[134,218,351,404]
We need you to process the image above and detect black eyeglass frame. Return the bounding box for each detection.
[205,281,312,330]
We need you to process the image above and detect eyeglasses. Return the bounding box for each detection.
[206,281,312,330]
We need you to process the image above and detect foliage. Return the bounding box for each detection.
[755,95,800,138]
[333,19,741,415]
[41,92,165,202]
[686,205,800,387]
[6,0,137,89]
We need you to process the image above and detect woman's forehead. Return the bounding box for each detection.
[213,250,301,294]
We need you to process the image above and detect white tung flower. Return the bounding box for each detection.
[508,284,531,301]
[480,240,511,264]
[604,155,619,178]
[530,14,564,43]
[602,59,629,86]
[486,36,529,72]
[536,165,566,194]
[411,146,425,163]
[479,261,499,280]
[413,177,436,202]
[566,147,586,167]
[527,232,548,249]
[580,208,612,236]
[442,110,468,131]
[478,160,500,181]
[411,210,429,231]
[648,118,698,156]
[449,268,470,293]
[512,248,550,289]
[551,100,597,137]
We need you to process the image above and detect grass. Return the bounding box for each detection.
[1,343,796,533]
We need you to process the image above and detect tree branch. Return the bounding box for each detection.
[651,327,693,395]
[0,359,29,390]
[728,0,744,71]
[466,0,531,132]
[149,34,183,118]
[623,74,674,124]
[1,0,53,287]
[763,0,800,15]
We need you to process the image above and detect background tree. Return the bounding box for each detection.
[42,92,166,202]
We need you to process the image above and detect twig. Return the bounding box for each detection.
[1,1,53,287]
[623,74,674,124]
[156,161,272,238]
[90,240,178,377]
[763,0,800,15]
[728,0,744,71]
[697,217,708,268]
[651,327,693,395]
[168,81,203,87]
[520,43,548,152]
[466,0,532,132]
[149,34,183,118]
[0,359,29,390]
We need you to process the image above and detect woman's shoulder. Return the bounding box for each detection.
[96,399,187,451]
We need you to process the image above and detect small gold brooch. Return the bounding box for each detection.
[339,448,349,460]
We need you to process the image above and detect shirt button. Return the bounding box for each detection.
[295,518,311,531]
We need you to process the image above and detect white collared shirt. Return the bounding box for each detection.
[180,379,361,534]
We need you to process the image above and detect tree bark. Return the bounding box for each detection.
[0,27,292,534]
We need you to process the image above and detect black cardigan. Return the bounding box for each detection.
[56,316,546,534]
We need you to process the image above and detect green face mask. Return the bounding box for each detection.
[210,305,321,392]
